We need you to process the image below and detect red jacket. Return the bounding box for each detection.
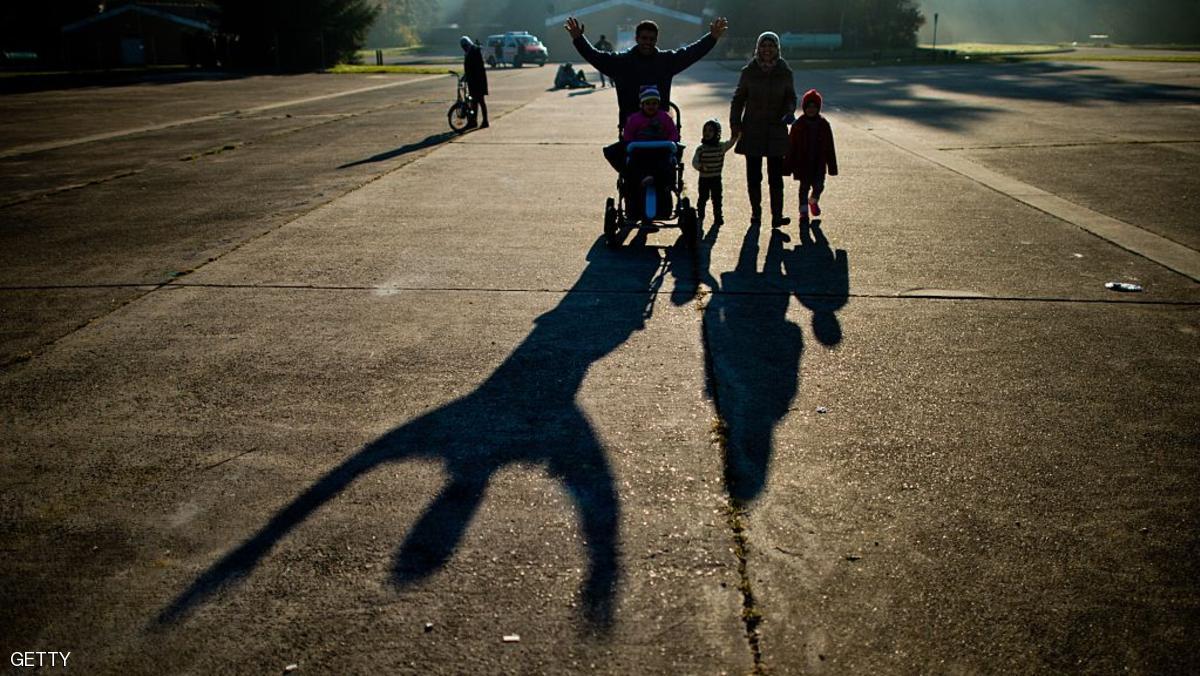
[785,114,838,180]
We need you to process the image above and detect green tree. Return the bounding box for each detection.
[217,0,379,69]
[843,0,924,48]
[367,0,439,48]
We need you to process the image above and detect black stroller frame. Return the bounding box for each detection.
[604,102,699,248]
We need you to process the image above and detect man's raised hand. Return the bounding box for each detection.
[710,17,729,40]
[565,17,585,40]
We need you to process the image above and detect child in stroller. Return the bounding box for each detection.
[621,86,681,221]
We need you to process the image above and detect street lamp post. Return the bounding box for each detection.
[932,12,939,60]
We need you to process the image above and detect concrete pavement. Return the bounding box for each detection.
[1,58,1198,673]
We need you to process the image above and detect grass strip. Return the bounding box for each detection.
[1024,53,1200,63]
[325,64,458,75]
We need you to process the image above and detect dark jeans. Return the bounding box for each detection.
[799,176,825,210]
[698,176,723,217]
[745,155,785,219]
[467,89,488,125]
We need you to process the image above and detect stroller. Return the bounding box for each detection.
[603,102,699,248]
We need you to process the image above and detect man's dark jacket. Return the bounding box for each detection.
[463,43,488,97]
[572,33,716,128]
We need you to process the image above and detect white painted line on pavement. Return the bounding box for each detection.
[867,127,1200,282]
[0,74,449,160]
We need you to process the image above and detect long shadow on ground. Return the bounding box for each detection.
[338,131,458,168]
[159,233,694,631]
[704,219,849,502]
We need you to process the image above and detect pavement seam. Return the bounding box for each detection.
[860,126,1200,282]
[0,280,174,371]
[0,95,528,374]
[0,74,449,160]
[938,138,1199,151]
[6,283,1195,307]
[1,99,440,211]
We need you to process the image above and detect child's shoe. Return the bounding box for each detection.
[809,199,821,217]
[713,212,724,226]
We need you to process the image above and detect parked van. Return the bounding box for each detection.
[483,31,548,68]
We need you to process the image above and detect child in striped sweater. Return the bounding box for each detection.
[691,119,739,225]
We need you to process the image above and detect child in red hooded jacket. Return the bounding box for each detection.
[786,88,838,224]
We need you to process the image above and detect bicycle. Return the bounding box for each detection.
[446,72,477,134]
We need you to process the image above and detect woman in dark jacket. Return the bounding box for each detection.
[461,36,489,129]
[730,32,797,227]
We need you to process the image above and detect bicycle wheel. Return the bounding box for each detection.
[447,102,472,133]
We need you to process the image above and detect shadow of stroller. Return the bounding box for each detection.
[160,233,682,632]
[702,220,850,503]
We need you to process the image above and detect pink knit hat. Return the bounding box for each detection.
[802,88,823,111]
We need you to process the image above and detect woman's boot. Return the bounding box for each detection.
[769,181,790,228]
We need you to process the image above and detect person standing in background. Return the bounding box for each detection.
[460,36,489,129]
[593,34,613,87]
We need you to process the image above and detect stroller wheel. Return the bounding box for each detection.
[604,197,619,247]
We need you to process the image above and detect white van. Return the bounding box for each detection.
[483,31,548,68]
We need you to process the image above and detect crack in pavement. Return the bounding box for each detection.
[0,169,144,209]
[696,279,766,673]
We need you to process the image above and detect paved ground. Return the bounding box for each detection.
[1,55,1198,674]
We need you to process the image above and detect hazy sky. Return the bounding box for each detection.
[433,0,1199,45]
[916,0,1200,44]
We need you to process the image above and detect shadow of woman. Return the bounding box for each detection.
[160,233,677,632]
[704,223,803,504]
[789,220,849,348]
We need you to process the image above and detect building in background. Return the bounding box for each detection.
[62,1,222,68]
